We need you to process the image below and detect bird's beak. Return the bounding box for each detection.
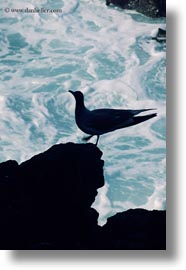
[68,90,74,95]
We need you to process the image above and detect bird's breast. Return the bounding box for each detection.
[75,109,100,135]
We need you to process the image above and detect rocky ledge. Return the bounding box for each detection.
[0,143,166,249]
[106,0,166,18]
[152,28,166,43]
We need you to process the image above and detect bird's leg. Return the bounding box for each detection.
[95,135,100,146]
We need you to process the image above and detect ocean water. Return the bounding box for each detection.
[0,0,166,225]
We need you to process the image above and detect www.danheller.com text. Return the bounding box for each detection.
[4,7,63,13]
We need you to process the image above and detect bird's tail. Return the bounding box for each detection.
[82,135,94,142]
[133,113,157,125]
[132,108,157,115]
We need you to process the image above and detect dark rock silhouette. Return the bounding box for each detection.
[101,209,166,249]
[106,0,166,18]
[152,28,166,43]
[0,143,166,249]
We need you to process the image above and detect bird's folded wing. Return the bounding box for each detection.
[86,109,134,131]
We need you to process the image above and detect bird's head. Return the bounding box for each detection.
[69,90,84,103]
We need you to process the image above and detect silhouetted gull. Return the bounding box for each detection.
[69,90,157,145]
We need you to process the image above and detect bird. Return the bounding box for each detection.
[69,90,157,145]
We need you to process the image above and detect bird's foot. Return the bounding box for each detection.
[82,135,94,142]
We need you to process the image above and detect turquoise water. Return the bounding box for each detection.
[0,0,166,225]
